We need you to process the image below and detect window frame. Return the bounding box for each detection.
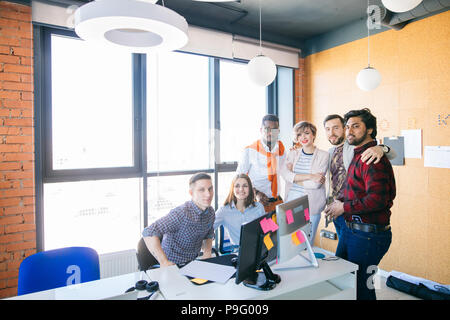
[39,27,144,183]
[34,25,291,253]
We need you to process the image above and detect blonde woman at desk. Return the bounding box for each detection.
[214,174,266,249]
[283,121,329,244]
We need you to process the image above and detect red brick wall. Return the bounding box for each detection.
[0,0,35,298]
[294,57,306,123]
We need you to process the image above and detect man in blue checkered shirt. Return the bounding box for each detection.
[142,173,215,267]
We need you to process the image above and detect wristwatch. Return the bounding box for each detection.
[381,144,390,153]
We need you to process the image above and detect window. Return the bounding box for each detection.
[147,52,210,172]
[219,60,266,163]
[44,179,142,254]
[39,29,142,254]
[146,52,212,224]
[36,26,291,255]
[50,35,134,170]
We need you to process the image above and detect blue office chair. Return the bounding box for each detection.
[218,225,239,254]
[17,246,100,295]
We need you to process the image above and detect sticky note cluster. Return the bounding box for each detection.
[263,234,274,251]
[260,215,278,251]
[304,208,310,221]
[286,209,294,224]
[259,217,279,234]
[291,230,306,246]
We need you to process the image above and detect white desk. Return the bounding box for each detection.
[146,249,358,300]
[5,249,358,300]
[5,271,149,300]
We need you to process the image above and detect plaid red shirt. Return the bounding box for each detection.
[341,140,396,226]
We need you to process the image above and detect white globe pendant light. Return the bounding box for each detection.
[74,0,188,53]
[356,0,381,91]
[381,0,423,12]
[248,0,277,87]
[248,55,277,87]
[356,67,381,91]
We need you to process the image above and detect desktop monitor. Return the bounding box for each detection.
[235,211,281,290]
[275,195,318,269]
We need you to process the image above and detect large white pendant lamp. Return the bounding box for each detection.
[74,0,188,53]
[247,0,277,87]
[356,0,381,91]
[381,0,423,12]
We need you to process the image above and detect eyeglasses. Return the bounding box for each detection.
[262,127,280,134]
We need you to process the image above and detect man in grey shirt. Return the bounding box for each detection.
[142,173,215,267]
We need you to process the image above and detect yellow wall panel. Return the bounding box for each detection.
[399,79,428,110]
[304,11,450,284]
[426,196,450,282]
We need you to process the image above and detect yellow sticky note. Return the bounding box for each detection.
[191,278,208,285]
[291,232,301,246]
[271,214,277,225]
[263,234,274,251]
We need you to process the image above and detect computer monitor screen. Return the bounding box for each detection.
[235,211,280,290]
[276,195,315,265]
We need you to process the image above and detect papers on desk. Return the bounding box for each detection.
[179,260,236,284]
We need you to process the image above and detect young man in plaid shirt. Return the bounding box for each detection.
[142,173,215,267]
[324,108,396,300]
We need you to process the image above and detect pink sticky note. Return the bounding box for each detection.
[286,209,294,225]
[267,218,279,232]
[304,208,310,221]
[259,218,271,234]
[296,230,305,244]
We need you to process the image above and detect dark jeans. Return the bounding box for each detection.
[333,215,346,240]
[335,224,392,300]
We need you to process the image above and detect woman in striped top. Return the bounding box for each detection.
[283,121,330,243]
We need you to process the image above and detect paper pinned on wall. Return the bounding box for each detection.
[383,136,405,166]
[401,129,422,159]
[424,146,450,169]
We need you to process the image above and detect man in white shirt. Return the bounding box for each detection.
[236,114,288,213]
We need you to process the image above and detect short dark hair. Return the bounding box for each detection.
[343,108,377,139]
[189,172,212,188]
[261,114,279,127]
[323,114,344,127]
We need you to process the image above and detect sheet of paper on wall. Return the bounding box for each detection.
[424,146,450,169]
[383,136,405,166]
[401,129,422,159]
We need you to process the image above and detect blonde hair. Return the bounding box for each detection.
[292,121,317,143]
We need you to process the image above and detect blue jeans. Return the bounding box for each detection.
[336,224,392,300]
[333,215,345,240]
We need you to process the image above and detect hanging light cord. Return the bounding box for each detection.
[367,0,371,67]
[258,0,262,55]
